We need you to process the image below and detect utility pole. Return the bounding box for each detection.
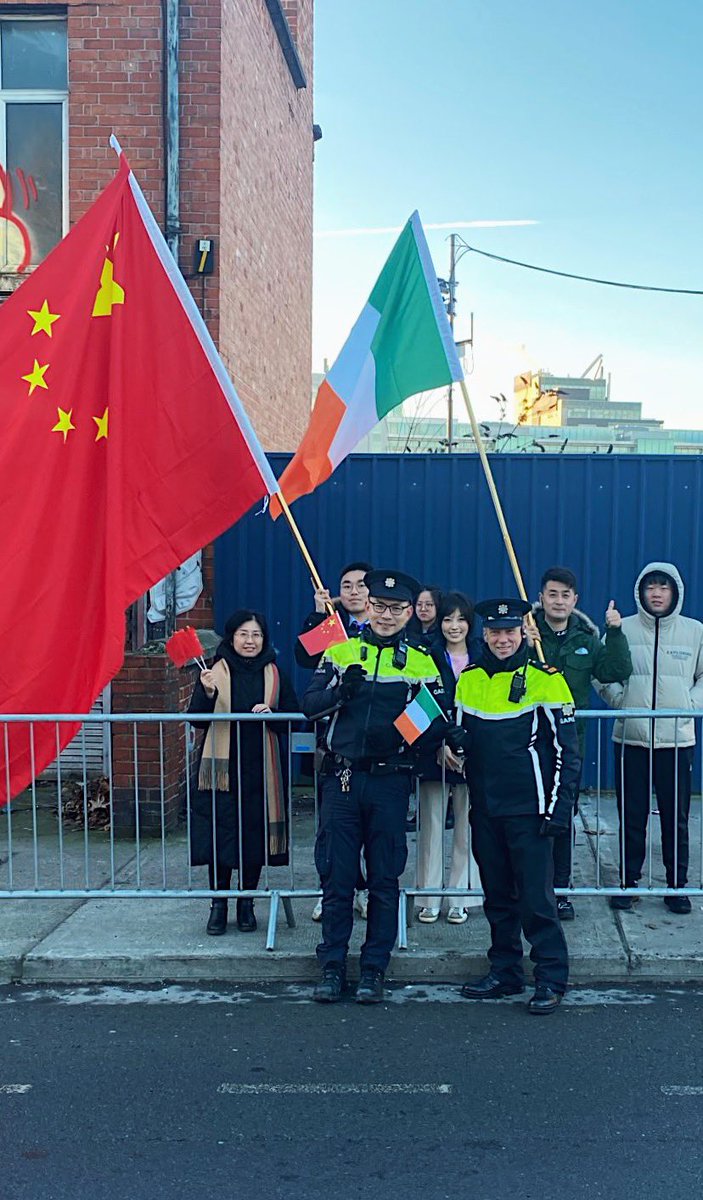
[447,233,457,453]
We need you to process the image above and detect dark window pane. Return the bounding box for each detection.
[1,20,67,90]
[2,103,62,270]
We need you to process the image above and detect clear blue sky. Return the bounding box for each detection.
[312,0,703,428]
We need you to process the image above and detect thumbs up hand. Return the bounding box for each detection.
[605,600,622,629]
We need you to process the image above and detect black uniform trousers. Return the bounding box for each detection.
[315,771,410,972]
[470,807,569,993]
[614,744,693,888]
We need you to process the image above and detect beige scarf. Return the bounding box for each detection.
[198,658,286,856]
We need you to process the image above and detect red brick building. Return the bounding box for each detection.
[0,0,314,447]
[0,1,315,822]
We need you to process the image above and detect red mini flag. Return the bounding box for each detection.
[0,148,278,805]
[298,612,349,656]
[165,628,206,670]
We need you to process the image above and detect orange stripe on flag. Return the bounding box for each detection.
[270,380,346,518]
[394,710,422,745]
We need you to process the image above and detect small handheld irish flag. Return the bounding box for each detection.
[394,684,446,745]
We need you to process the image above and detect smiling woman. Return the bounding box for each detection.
[188,609,298,938]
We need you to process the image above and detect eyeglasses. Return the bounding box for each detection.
[234,630,263,640]
[369,600,410,617]
[340,582,368,593]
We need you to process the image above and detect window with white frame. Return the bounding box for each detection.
[0,16,67,273]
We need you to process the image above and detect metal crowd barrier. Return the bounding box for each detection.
[1,710,702,952]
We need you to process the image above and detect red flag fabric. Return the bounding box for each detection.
[0,151,277,805]
[297,611,349,656]
[165,627,205,669]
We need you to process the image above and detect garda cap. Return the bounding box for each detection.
[475,598,531,629]
[364,569,420,604]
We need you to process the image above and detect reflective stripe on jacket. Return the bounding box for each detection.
[455,660,581,822]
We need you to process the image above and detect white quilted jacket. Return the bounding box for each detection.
[595,561,703,748]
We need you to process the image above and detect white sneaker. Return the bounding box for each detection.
[447,906,468,924]
[311,898,323,922]
[354,890,369,919]
[417,907,440,923]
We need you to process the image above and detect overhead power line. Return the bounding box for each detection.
[460,243,703,295]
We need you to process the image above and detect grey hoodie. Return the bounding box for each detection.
[595,561,703,748]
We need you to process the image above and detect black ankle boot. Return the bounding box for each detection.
[206,900,228,936]
[236,898,257,932]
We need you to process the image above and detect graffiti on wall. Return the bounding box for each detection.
[0,162,40,272]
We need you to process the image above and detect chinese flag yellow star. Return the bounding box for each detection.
[28,300,61,338]
[52,408,76,443]
[92,257,125,317]
[22,360,50,395]
[93,407,109,441]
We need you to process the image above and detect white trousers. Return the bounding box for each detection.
[416,781,482,909]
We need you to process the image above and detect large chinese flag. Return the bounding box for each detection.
[0,151,277,805]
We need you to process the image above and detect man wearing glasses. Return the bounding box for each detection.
[302,570,457,1004]
[295,560,373,669]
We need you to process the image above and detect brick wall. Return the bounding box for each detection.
[1,0,313,444]
[110,651,199,833]
[219,0,314,451]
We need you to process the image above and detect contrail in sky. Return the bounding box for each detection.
[315,219,538,238]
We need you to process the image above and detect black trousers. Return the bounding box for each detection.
[315,772,410,972]
[614,745,693,887]
[552,815,576,889]
[470,808,569,993]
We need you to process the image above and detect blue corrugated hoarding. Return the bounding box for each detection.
[215,453,703,786]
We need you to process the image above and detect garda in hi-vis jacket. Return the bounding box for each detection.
[455,653,581,824]
[301,630,449,768]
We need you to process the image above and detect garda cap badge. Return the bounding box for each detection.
[498,603,509,615]
[385,576,396,588]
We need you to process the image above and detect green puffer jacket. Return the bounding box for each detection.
[531,605,633,735]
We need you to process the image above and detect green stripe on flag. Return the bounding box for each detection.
[413,684,444,724]
[369,216,460,418]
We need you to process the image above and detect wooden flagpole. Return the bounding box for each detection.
[458,378,545,663]
[273,490,336,616]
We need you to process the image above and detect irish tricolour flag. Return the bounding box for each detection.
[270,212,463,517]
[394,685,446,746]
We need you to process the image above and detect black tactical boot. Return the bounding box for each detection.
[664,894,691,914]
[527,985,562,1015]
[206,900,228,936]
[313,964,346,1003]
[356,967,385,1004]
[236,898,257,932]
[460,972,525,999]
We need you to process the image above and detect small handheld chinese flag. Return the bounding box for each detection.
[298,611,348,657]
[0,146,279,806]
[165,628,207,670]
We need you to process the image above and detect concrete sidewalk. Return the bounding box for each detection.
[2,793,702,984]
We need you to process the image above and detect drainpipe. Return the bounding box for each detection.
[163,0,180,634]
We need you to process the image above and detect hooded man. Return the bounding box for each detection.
[596,562,703,914]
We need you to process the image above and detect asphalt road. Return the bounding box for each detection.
[1,981,702,1200]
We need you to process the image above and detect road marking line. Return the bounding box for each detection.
[661,1086,703,1096]
[217,1083,452,1096]
[0,1084,32,1094]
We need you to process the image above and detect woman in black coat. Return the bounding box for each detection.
[188,609,298,936]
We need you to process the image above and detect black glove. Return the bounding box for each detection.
[340,663,367,701]
[539,817,570,838]
[444,725,466,755]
